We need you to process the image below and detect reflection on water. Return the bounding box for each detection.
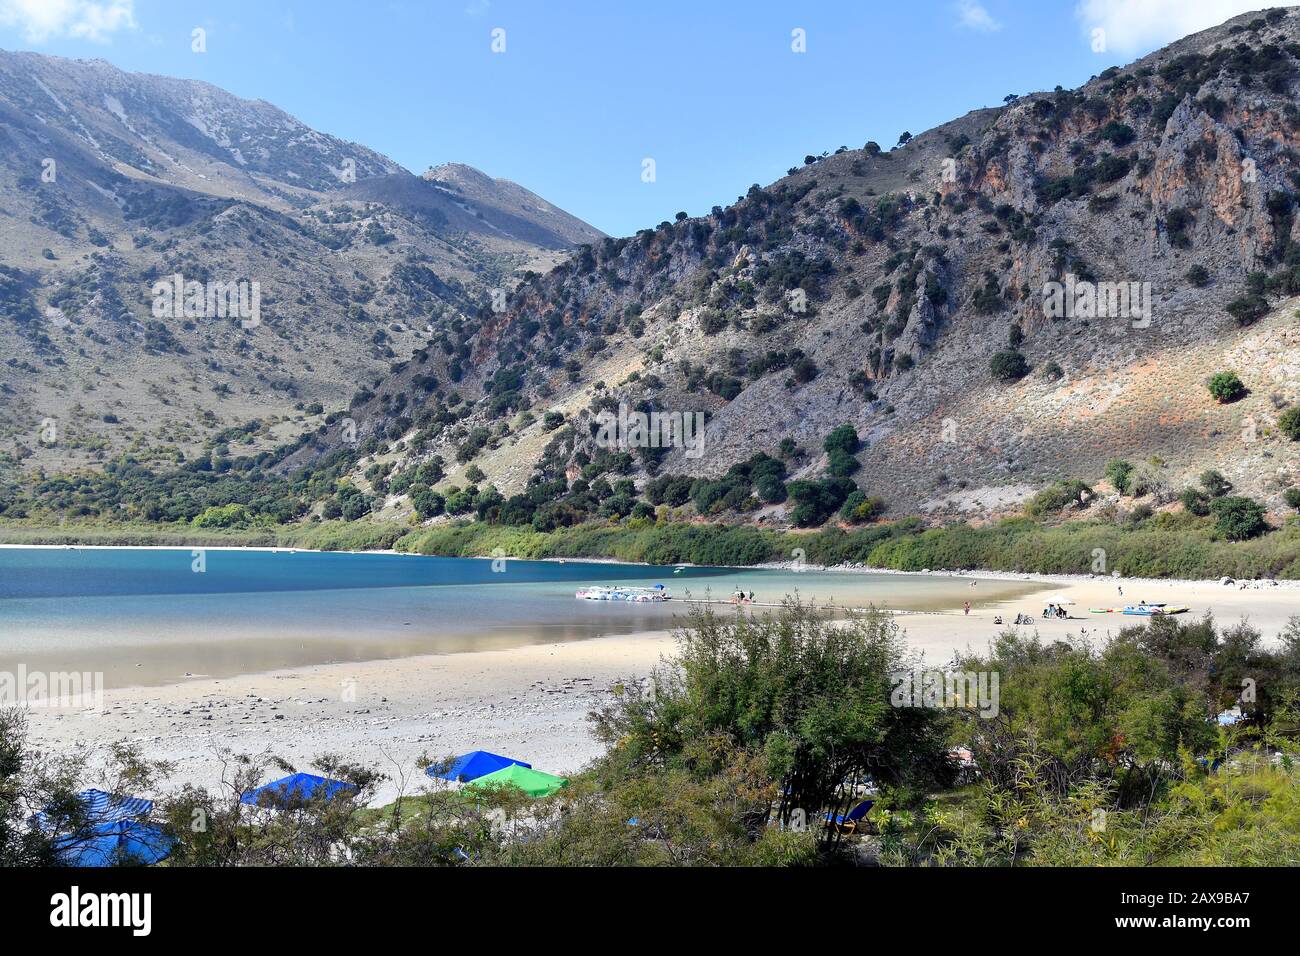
[0,548,1048,688]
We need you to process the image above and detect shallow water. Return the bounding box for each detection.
[0,547,1047,688]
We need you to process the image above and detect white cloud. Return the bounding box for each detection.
[0,0,136,43]
[955,0,1001,32]
[1076,0,1298,56]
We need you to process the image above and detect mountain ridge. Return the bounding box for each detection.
[308,6,1300,531]
[0,47,602,473]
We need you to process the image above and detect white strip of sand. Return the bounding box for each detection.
[18,570,1299,805]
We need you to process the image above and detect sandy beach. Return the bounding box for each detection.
[25,630,677,807]
[18,568,1300,806]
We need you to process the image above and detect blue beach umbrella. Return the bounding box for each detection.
[29,789,171,867]
[426,750,532,783]
[58,821,175,867]
[32,788,154,828]
[240,772,358,807]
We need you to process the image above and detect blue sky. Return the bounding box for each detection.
[0,0,1287,235]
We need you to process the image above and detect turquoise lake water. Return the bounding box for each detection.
[0,547,1045,688]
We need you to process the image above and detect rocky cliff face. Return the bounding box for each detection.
[274,10,1300,523]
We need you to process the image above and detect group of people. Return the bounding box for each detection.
[1042,603,1069,619]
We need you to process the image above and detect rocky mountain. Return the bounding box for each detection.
[0,49,601,471]
[321,7,1300,527]
[421,163,605,249]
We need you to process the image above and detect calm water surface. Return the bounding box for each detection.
[0,547,1046,687]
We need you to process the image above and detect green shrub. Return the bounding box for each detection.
[191,503,250,529]
[827,449,860,478]
[1026,479,1092,517]
[1104,459,1134,495]
[754,472,788,504]
[445,490,474,515]
[972,273,1004,313]
[1207,371,1246,403]
[1210,496,1268,541]
[787,477,856,527]
[1166,207,1194,248]
[1279,406,1300,440]
[823,424,860,456]
[1200,470,1232,498]
[839,491,885,523]
[1226,295,1268,326]
[1099,121,1136,146]
[340,494,372,521]
[412,487,445,519]
[1180,487,1211,516]
[1127,466,1166,500]
[990,349,1029,382]
[1126,503,1155,524]
[1284,487,1300,511]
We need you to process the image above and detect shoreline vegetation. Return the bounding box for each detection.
[5,511,1300,580]
[9,601,1300,866]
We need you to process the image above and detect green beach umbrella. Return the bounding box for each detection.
[465,764,569,798]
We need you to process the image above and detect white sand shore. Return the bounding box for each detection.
[19,569,1300,806]
[25,631,676,806]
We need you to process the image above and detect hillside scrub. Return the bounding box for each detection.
[11,606,1300,867]
[387,515,1300,579]
[11,510,1300,579]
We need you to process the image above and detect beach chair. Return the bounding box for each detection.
[825,799,874,833]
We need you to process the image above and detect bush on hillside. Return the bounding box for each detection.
[1279,405,1300,441]
[1025,479,1092,517]
[990,349,1029,382]
[1210,496,1268,541]
[1200,470,1233,498]
[1180,487,1211,517]
[1105,459,1134,495]
[1207,371,1246,403]
[839,490,885,524]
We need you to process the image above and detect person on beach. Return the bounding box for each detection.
[963,601,970,616]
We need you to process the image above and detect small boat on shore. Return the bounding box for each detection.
[575,584,671,603]
[1121,604,1187,616]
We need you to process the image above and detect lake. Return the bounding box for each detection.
[0,546,1047,688]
